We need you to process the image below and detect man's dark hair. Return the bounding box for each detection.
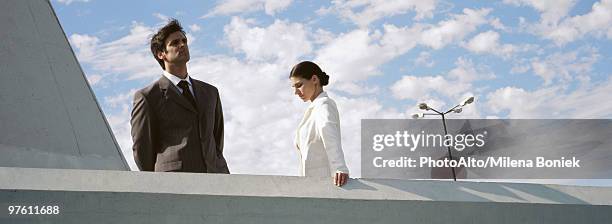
[150,19,186,69]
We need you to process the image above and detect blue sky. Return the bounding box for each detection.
[51,0,612,181]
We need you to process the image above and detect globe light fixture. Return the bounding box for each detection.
[411,96,475,181]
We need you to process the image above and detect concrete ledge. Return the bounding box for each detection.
[1,167,611,223]
[1,167,611,204]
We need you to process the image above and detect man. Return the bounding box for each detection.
[131,19,229,173]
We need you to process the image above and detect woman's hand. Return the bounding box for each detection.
[334,172,349,186]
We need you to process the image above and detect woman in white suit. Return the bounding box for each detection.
[290,61,349,186]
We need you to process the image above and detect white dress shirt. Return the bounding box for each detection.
[162,70,194,95]
[295,91,349,177]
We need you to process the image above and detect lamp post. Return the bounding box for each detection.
[411,96,475,181]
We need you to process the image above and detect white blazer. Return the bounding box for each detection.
[295,91,349,177]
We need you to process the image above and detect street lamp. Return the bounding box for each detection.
[411,96,475,181]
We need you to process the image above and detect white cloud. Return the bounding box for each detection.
[69,22,160,80]
[311,8,495,89]
[189,24,201,32]
[334,82,379,96]
[390,57,489,119]
[545,0,612,45]
[204,0,293,17]
[318,0,437,27]
[153,13,170,22]
[464,30,502,53]
[420,8,492,49]
[313,28,336,45]
[507,0,612,45]
[69,34,100,60]
[391,75,464,100]
[489,17,509,31]
[503,0,576,25]
[315,29,386,82]
[487,77,612,118]
[315,24,422,85]
[104,89,137,108]
[381,24,423,55]
[449,57,495,82]
[101,89,140,171]
[415,51,435,67]
[86,74,102,86]
[391,58,490,102]
[463,30,516,58]
[55,0,90,5]
[223,17,312,64]
[510,64,530,74]
[103,89,140,171]
[530,47,599,85]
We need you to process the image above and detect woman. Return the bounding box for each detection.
[290,61,349,186]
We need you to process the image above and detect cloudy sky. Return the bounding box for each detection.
[51,0,611,178]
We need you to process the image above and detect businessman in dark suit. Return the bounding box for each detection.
[131,19,229,173]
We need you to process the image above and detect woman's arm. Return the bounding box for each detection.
[315,100,349,185]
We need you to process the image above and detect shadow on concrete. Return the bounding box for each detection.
[361,179,590,204]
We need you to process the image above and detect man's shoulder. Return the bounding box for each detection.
[191,78,219,92]
[136,77,164,97]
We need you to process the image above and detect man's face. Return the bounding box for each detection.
[158,31,190,66]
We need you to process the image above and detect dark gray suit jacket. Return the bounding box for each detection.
[131,75,229,173]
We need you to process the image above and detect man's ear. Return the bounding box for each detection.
[156,50,165,60]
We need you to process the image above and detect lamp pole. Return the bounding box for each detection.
[412,97,475,182]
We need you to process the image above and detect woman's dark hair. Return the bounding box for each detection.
[289,61,329,86]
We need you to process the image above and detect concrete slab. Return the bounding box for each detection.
[1,167,611,223]
[0,0,128,170]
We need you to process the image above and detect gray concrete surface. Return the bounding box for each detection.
[0,0,128,170]
[1,167,611,223]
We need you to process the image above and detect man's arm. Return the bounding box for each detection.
[213,90,229,173]
[131,91,156,171]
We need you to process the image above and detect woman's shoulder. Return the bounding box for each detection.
[313,94,337,108]
[312,96,340,119]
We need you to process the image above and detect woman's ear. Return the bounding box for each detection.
[310,74,319,84]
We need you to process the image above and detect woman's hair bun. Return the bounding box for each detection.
[319,72,329,86]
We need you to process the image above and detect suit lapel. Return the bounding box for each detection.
[191,78,208,113]
[295,93,327,149]
[295,105,315,150]
[158,75,197,113]
[297,106,314,130]
[298,94,324,130]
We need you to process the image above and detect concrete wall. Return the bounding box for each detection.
[0,0,128,170]
[1,167,611,223]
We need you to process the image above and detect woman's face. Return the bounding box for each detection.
[290,75,318,102]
